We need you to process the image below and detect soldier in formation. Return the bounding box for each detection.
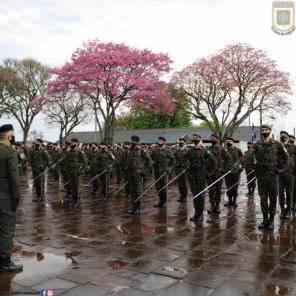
[28,138,51,202]
[243,142,256,198]
[253,125,289,230]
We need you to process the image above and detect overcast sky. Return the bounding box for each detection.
[0,0,295,141]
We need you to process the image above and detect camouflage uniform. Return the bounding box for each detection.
[207,145,231,212]
[88,149,99,194]
[48,147,60,181]
[173,146,189,202]
[279,143,296,218]
[150,146,175,207]
[120,147,131,198]
[64,148,87,205]
[224,146,243,206]
[253,139,289,228]
[126,145,150,213]
[59,147,70,197]
[113,147,123,184]
[187,146,217,220]
[28,147,51,199]
[243,148,256,196]
[95,149,113,198]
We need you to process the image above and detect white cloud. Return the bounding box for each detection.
[0,0,295,141]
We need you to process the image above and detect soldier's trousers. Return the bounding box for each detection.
[208,172,222,204]
[0,199,16,259]
[279,172,294,210]
[225,173,240,198]
[68,173,80,202]
[128,171,142,204]
[122,169,131,198]
[155,171,168,203]
[32,169,45,197]
[99,172,109,198]
[89,169,99,193]
[257,175,278,216]
[246,169,256,194]
[176,168,188,199]
[188,174,207,210]
[114,163,122,183]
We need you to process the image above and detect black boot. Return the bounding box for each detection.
[258,214,269,229]
[127,202,139,214]
[154,196,167,208]
[32,196,43,202]
[232,196,238,207]
[224,196,232,207]
[208,202,216,214]
[190,209,204,222]
[0,257,23,273]
[267,215,275,230]
[280,208,285,219]
[214,202,221,214]
[284,208,291,219]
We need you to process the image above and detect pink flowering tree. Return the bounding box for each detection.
[48,40,174,143]
[172,43,293,139]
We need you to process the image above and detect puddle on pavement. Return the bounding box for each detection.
[107,259,129,270]
[12,252,72,283]
[120,224,174,235]
[265,283,289,295]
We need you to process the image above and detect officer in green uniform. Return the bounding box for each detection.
[187,134,218,222]
[150,137,175,208]
[64,138,87,208]
[224,137,243,207]
[207,134,231,214]
[253,125,289,230]
[278,131,295,219]
[173,138,189,203]
[47,143,60,181]
[243,142,256,198]
[0,124,23,273]
[126,136,150,214]
[28,138,51,202]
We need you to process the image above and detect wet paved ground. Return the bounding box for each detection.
[1,171,296,295]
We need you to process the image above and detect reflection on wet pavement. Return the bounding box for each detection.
[0,171,296,295]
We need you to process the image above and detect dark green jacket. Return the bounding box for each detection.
[0,143,21,201]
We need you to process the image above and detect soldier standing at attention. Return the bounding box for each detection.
[187,134,217,221]
[253,125,289,230]
[150,137,175,208]
[173,138,189,203]
[207,134,231,214]
[243,142,256,198]
[278,131,295,219]
[95,142,114,199]
[224,137,243,207]
[126,136,150,214]
[65,138,87,208]
[0,124,23,273]
[28,138,51,202]
[59,142,71,197]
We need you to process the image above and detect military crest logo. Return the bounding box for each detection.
[272,1,295,35]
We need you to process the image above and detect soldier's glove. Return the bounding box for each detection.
[166,167,172,175]
[11,199,19,212]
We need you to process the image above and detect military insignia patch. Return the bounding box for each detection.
[272,1,295,35]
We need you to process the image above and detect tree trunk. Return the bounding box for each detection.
[23,126,29,145]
